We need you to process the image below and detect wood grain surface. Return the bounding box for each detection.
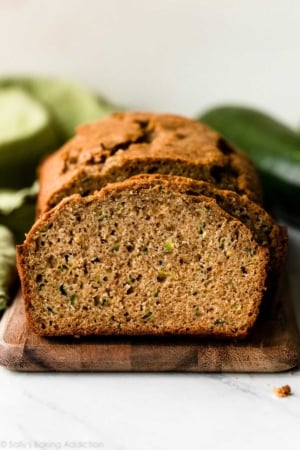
[0,276,299,372]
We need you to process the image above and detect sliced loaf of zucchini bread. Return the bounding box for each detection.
[17,176,269,338]
[37,112,262,215]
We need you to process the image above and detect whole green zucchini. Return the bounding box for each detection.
[199,106,300,222]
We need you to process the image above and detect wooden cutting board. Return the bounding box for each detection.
[0,276,299,372]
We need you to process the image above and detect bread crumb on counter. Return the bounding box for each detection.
[273,385,292,398]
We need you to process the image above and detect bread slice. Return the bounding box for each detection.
[37,112,262,215]
[17,176,269,338]
[129,174,287,282]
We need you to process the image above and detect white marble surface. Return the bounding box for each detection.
[1,1,300,447]
[0,346,300,450]
[0,228,299,450]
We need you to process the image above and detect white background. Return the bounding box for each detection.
[1,1,300,449]
[1,0,300,126]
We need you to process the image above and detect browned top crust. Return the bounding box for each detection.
[37,112,262,215]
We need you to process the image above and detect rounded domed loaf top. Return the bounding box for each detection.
[37,112,262,215]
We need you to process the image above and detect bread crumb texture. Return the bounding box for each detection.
[17,177,269,338]
[273,385,292,398]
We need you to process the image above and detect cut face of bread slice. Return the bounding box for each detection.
[128,174,287,282]
[37,112,262,215]
[17,176,269,338]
